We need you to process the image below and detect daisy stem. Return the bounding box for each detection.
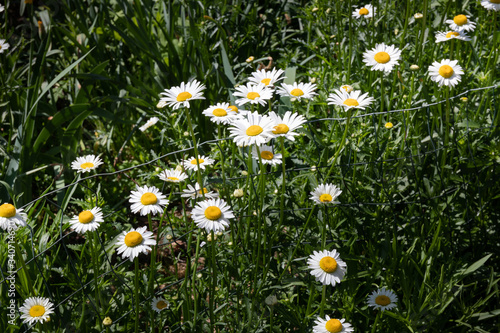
[134,257,140,333]
[253,145,266,286]
[320,285,327,317]
[325,111,352,181]
[209,230,216,333]
[321,206,328,249]
[279,137,286,228]
[147,214,156,330]
[486,11,498,86]
[191,230,202,327]
[441,87,451,173]
[89,232,102,330]
[371,311,382,333]
[179,183,192,322]
[417,0,428,68]
[399,0,411,49]
[347,0,353,79]
[184,107,205,199]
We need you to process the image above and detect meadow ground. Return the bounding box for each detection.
[0,0,499,332]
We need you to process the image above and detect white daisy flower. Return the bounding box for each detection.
[251,145,282,165]
[363,43,402,73]
[327,89,375,111]
[68,207,104,233]
[181,183,219,202]
[307,249,347,286]
[428,59,464,87]
[202,102,237,125]
[367,288,398,311]
[139,117,159,132]
[0,5,4,12]
[228,111,276,147]
[435,30,471,43]
[71,154,104,173]
[445,14,476,32]
[151,297,169,313]
[276,82,317,100]
[158,80,206,110]
[248,68,285,87]
[340,85,354,93]
[182,155,215,171]
[0,203,27,230]
[268,111,306,141]
[20,297,55,325]
[481,0,500,11]
[158,169,188,183]
[233,83,273,106]
[310,183,342,205]
[352,4,376,19]
[191,198,234,233]
[313,315,354,333]
[129,185,169,216]
[116,226,156,262]
[0,39,9,54]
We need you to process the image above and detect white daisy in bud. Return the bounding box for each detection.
[327,89,375,111]
[181,183,219,202]
[151,297,169,313]
[68,207,104,233]
[182,155,215,171]
[352,4,376,19]
[367,288,398,311]
[276,82,317,101]
[435,30,471,43]
[310,183,342,205]
[116,226,156,261]
[251,145,282,165]
[340,85,354,93]
[71,154,103,173]
[248,68,285,87]
[129,185,169,216]
[0,203,27,230]
[481,0,500,11]
[313,315,354,333]
[20,297,55,325]
[268,111,306,141]
[158,79,206,110]
[139,117,159,132]
[428,59,464,87]
[308,249,347,286]
[233,83,273,106]
[363,43,402,73]
[0,39,9,53]
[228,111,276,146]
[445,14,476,32]
[202,102,237,125]
[158,169,188,183]
[191,198,234,233]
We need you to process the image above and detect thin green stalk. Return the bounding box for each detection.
[417,0,428,67]
[320,285,327,317]
[184,107,205,199]
[209,230,216,333]
[348,0,353,79]
[147,214,155,331]
[325,111,352,181]
[371,311,382,333]
[134,257,140,333]
[89,232,102,331]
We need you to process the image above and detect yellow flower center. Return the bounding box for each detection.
[374,51,391,64]
[212,108,227,117]
[78,211,94,224]
[124,231,143,247]
[439,65,454,78]
[190,158,205,165]
[375,295,391,306]
[80,162,94,169]
[359,8,369,15]
[446,32,460,38]
[140,192,158,205]
[246,125,263,136]
[176,91,192,102]
[228,105,238,113]
[204,206,222,220]
[453,15,468,26]
[491,0,500,3]
[198,188,209,195]
[290,88,304,97]
[325,319,342,333]
[29,305,46,317]
[0,45,2,50]
[319,256,338,273]
[261,151,274,160]
[0,203,16,218]
[261,78,271,85]
[167,177,179,181]
[319,194,333,202]
[273,124,289,134]
[247,92,260,100]
[385,122,393,129]
[343,98,359,107]
[156,301,168,309]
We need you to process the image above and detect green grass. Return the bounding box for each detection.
[1,0,499,332]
